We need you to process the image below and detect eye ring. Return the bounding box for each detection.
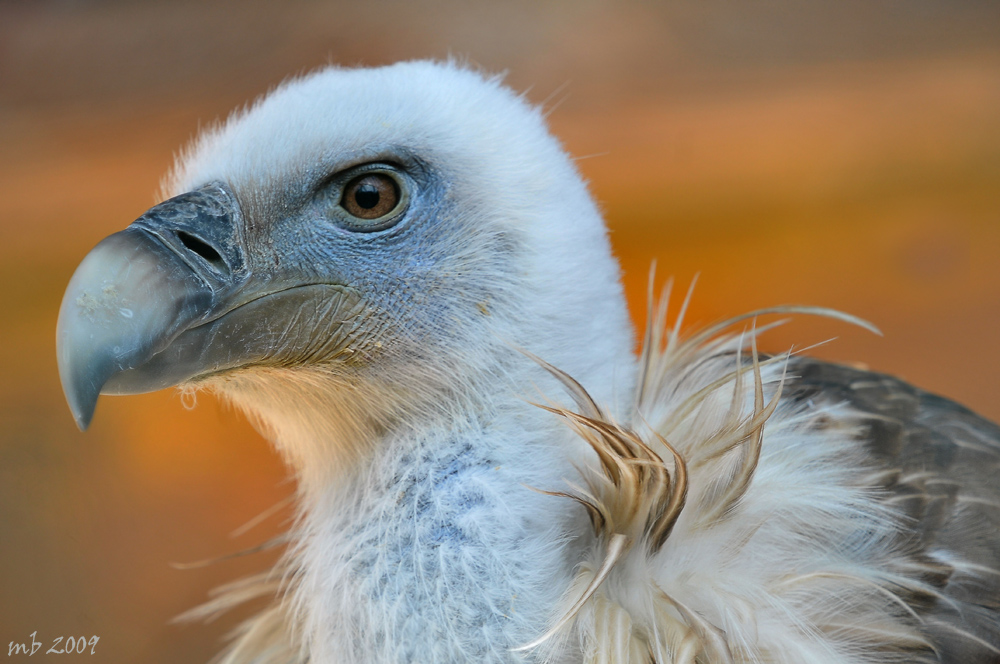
[336,167,408,231]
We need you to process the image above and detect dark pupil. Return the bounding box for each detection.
[354,183,381,209]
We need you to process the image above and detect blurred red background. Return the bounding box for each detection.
[2,1,998,662]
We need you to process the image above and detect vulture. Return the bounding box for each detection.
[56,61,1000,664]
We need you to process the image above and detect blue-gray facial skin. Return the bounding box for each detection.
[57,144,514,430]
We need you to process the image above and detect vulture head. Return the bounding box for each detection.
[56,61,1000,664]
[58,61,635,488]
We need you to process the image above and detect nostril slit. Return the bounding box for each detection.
[177,231,226,269]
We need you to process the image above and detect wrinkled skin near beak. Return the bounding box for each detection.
[57,183,358,430]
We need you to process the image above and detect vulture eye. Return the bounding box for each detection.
[339,172,404,228]
[323,164,410,232]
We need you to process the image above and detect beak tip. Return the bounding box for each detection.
[61,369,100,432]
[73,412,93,432]
[70,396,96,431]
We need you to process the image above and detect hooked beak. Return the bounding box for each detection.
[56,182,360,430]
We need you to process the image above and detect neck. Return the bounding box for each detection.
[211,346,636,662]
[287,394,588,663]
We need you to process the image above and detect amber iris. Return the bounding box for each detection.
[341,173,399,220]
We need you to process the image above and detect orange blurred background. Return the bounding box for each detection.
[2,1,998,662]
